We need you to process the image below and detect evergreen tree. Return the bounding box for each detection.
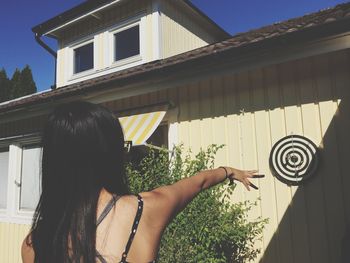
[0,68,11,102]
[20,65,37,96]
[10,65,37,99]
[11,68,22,99]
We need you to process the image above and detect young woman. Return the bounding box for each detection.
[22,101,262,263]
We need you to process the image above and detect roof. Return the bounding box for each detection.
[32,0,230,38]
[4,1,350,114]
[32,0,114,36]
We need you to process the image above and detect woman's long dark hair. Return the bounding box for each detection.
[29,101,129,262]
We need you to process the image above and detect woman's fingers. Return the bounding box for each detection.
[249,181,259,190]
[229,168,264,190]
[246,170,258,177]
[243,180,250,191]
[243,178,258,190]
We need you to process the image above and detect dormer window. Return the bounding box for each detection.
[74,42,94,74]
[66,16,144,82]
[108,19,143,67]
[114,25,140,62]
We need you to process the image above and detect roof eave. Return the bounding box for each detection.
[3,16,350,117]
[31,0,122,37]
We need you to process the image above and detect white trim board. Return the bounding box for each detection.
[152,0,162,60]
[44,0,125,36]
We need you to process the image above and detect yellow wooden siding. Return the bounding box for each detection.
[0,223,30,263]
[174,49,350,263]
[103,48,350,262]
[99,49,349,262]
[1,48,349,262]
[0,115,46,138]
[160,0,217,58]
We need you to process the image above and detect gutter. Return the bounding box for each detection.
[34,33,57,90]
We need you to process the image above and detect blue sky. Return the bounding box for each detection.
[0,0,347,92]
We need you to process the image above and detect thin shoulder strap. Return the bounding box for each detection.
[96,194,120,226]
[95,194,120,263]
[96,251,107,263]
[120,194,144,262]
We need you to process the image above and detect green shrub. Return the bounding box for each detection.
[126,144,267,263]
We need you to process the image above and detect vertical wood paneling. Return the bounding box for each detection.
[313,53,344,263]
[266,64,294,263]
[178,84,190,150]
[0,115,46,138]
[0,223,3,259]
[296,57,330,263]
[211,76,228,167]
[198,79,214,150]
[160,1,216,59]
[9,223,14,262]
[224,74,246,202]
[1,51,349,263]
[0,223,30,263]
[237,71,261,222]
[280,61,311,263]
[251,67,278,263]
[188,82,201,153]
[175,49,349,263]
[330,49,350,262]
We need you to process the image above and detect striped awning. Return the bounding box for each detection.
[118,109,167,146]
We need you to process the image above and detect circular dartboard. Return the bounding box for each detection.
[269,135,319,185]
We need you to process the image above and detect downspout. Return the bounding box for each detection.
[34,33,57,90]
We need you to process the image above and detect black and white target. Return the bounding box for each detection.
[269,135,319,185]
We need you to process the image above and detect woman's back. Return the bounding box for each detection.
[22,189,166,262]
[95,190,161,262]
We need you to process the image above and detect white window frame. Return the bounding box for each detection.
[64,14,147,85]
[106,17,144,68]
[0,135,41,225]
[68,36,97,81]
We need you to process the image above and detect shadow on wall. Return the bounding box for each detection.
[260,98,350,263]
[257,48,350,263]
[171,48,350,263]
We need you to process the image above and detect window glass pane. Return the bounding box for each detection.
[147,124,168,148]
[20,146,41,211]
[115,25,140,61]
[74,42,94,74]
[0,148,9,209]
[127,124,168,167]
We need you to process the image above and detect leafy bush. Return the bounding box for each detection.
[126,145,267,263]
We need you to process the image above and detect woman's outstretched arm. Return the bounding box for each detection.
[142,167,262,229]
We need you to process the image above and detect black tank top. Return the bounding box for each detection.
[95,194,156,263]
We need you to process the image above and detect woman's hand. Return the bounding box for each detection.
[226,167,264,191]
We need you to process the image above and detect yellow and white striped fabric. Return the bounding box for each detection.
[118,110,166,146]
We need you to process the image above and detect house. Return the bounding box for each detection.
[0,1,350,262]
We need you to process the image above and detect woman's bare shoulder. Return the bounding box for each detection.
[21,234,35,263]
[138,190,175,229]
